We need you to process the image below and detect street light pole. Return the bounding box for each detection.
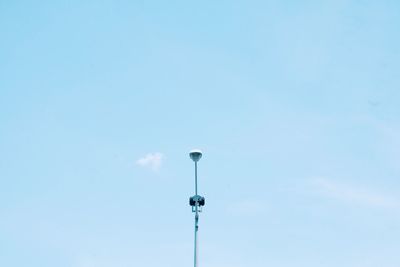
[189,150,205,267]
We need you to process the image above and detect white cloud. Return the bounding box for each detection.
[136,152,164,171]
[312,177,400,209]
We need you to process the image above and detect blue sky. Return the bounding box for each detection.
[1,0,400,266]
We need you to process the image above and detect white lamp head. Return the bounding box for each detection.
[189,149,203,162]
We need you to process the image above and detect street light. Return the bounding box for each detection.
[189,149,205,267]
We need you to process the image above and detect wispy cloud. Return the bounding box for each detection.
[136,152,164,171]
[312,177,400,209]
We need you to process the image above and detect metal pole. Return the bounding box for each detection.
[195,161,198,195]
[194,207,198,267]
[194,161,198,267]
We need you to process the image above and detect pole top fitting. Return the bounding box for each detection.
[189,149,202,162]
